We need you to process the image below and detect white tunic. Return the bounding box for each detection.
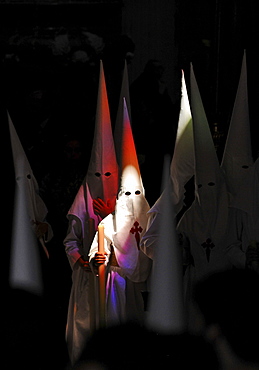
[225,159,259,269]
[64,214,97,366]
[89,196,152,327]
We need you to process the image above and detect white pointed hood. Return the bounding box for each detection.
[148,69,194,217]
[68,60,119,247]
[112,98,151,281]
[178,65,229,245]
[8,112,48,225]
[221,50,253,199]
[114,60,131,168]
[146,156,186,334]
[8,113,43,295]
[85,60,119,208]
[170,69,195,213]
[116,98,144,200]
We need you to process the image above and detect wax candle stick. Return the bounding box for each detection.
[98,223,106,327]
[98,224,104,253]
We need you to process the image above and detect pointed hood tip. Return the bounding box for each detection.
[190,62,223,190]
[85,57,119,203]
[119,99,142,190]
[220,48,253,196]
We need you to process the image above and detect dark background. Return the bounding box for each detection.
[2,0,259,166]
[3,1,259,368]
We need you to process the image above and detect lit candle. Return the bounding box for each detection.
[97,223,106,327]
[98,224,104,254]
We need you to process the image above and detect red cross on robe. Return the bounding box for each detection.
[201,238,215,262]
[130,221,143,249]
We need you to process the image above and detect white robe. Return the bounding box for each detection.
[89,211,152,327]
[225,159,259,269]
[225,208,258,269]
[176,178,233,330]
[177,210,233,283]
[64,180,117,365]
[64,215,97,366]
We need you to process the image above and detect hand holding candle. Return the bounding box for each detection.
[94,252,107,265]
[96,224,106,264]
[97,223,106,327]
[98,224,104,252]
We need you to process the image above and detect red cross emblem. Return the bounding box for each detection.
[130,221,143,249]
[201,238,215,262]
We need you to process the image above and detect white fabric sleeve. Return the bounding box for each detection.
[88,223,111,265]
[64,217,84,270]
[139,211,157,260]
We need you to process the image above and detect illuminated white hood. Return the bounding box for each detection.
[112,98,150,281]
[170,69,195,214]
[68,61,119,244]
[149,69,194,217]
[85,60,119,209]
[178,65,229,245]
[115,98,147,219]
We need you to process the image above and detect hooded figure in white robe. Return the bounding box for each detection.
[176,66,232,326]
[8,112,53,295]
[221,50,254,201]
[63,61,119,365]
[89,99,152,327]
[140,70,195,261]
[220,50,256,270]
